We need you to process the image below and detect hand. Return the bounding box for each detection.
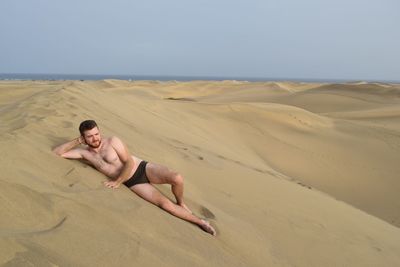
[103,180,121,189]
[78,136,86,145]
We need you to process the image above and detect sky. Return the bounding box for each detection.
[0,0,399,81]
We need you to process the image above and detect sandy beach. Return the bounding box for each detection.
[1,79,400,266]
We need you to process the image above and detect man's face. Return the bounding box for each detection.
[82,127,102,148]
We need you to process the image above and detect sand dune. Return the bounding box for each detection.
[1,80,400,266]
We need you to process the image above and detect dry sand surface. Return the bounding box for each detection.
[1,79,400,266]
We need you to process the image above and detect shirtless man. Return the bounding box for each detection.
[53,120,216,236]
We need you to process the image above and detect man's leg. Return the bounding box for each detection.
[145,162,191,212]
[130,183,216,235]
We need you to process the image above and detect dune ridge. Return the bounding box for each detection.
[1,80,400,266]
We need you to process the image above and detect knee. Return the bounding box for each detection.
[171,173,184,186]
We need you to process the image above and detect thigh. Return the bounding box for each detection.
[145,162,177,184]
[129,183,170,207]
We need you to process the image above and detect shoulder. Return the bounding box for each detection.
[108,136,128,152]
[109,136,121,142]
[109,136,124,146]
[108,136,131,161]
[79,147,94,159]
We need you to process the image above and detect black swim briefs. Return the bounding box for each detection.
[123,161,150,188]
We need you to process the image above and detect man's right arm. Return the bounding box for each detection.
[52,136,85,159]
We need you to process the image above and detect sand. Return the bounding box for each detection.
[0,79,400,266]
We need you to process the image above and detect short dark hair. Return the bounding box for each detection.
[79,120,98,135]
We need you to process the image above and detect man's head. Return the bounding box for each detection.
[79,120,101,148]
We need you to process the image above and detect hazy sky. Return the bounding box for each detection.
[0,0,399,81]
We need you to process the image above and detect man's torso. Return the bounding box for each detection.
[82,137,141,179]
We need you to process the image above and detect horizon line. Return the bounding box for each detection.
[0,72,399,84]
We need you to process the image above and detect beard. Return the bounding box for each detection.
[87,139,102,148]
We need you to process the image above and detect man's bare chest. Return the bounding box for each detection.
[88,146,120,169]
[99,146,119,163]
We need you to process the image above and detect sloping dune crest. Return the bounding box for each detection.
[1,80,400,266]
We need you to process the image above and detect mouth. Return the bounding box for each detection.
[89,140,101,148]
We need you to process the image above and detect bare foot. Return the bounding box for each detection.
[200,219,216,236]
[179,202,193,214]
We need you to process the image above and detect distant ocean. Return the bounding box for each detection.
[0,73,360,83]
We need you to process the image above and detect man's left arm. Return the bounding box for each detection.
[103,136,134,189]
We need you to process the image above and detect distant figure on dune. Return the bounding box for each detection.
[53,120,216,236]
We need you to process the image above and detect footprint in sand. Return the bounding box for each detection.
[297,181,312,190]
[199,205,216,220]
